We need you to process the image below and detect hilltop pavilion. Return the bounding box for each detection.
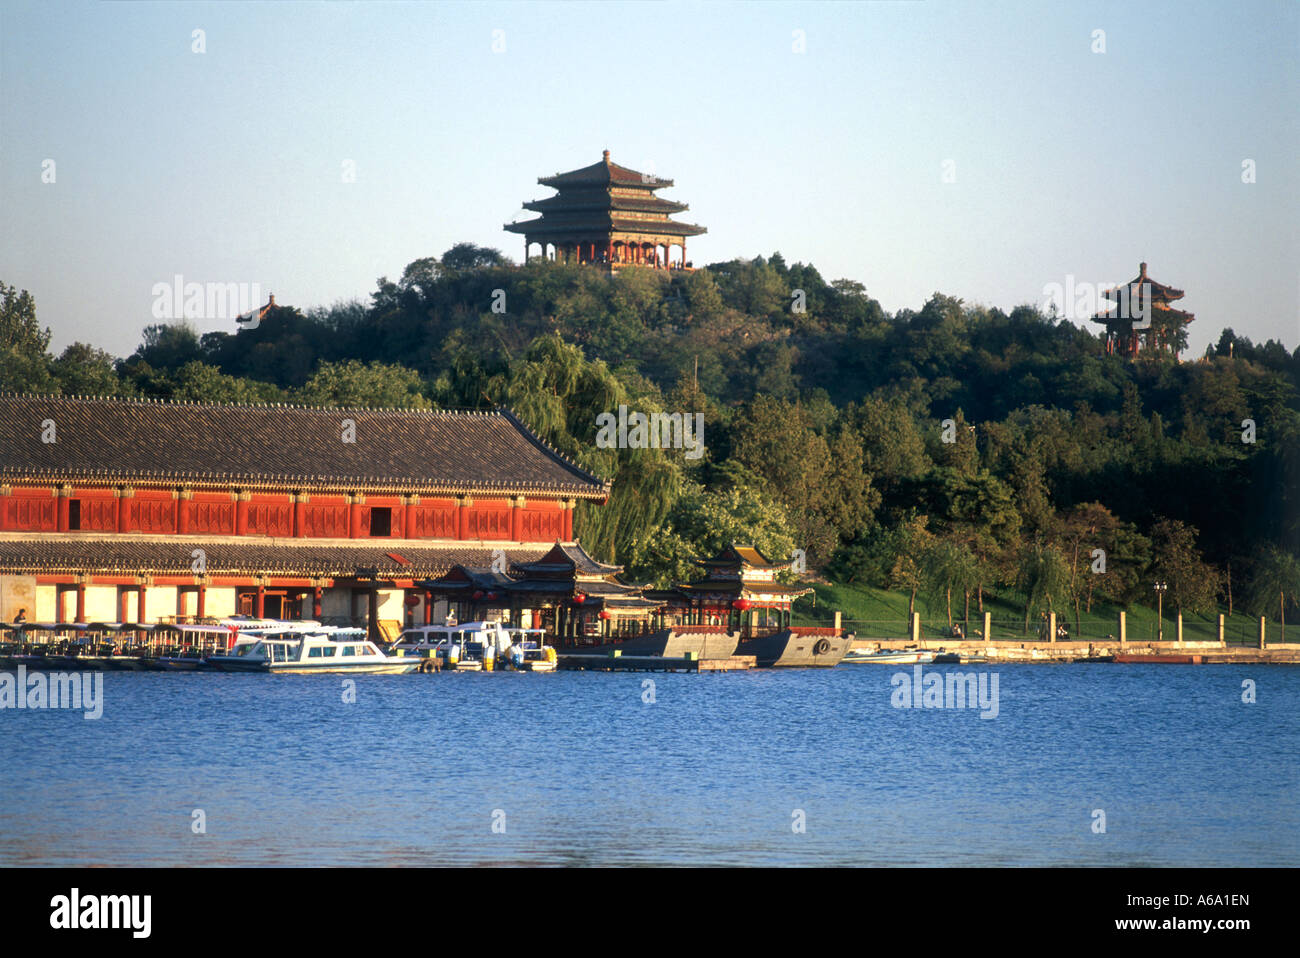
[504,151,706,270]
[1092,262,1196,358]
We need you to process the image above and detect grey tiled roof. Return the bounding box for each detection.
[0,396,608,498]
[0,536,554,577]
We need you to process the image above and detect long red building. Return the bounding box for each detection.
[0,395,609,637]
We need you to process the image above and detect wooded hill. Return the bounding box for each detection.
[3,247,1297,627]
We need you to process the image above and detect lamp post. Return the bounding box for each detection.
[1154,581,1168,641]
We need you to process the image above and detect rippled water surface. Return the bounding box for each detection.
[2,664,1297,866]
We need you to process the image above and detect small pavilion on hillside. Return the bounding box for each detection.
[1092,262,1195,358]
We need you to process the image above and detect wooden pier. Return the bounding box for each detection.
[558,652,756,672]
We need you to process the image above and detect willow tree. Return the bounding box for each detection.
[921,536,980,629]
[486,333,685,567]
[1245,547,1300,643]
[1016,541,1071,636]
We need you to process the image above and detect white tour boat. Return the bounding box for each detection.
[206,629,416,674]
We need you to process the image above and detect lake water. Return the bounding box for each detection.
[1,663,1297,866]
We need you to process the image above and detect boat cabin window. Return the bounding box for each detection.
[307,645,337,658]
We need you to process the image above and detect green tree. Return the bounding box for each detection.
[297,360,432,408]
[132,321,203,370]
[921,536,980,628]
[887,514,935,622]
[636,482,798,587]
[1016,541,1071,635]
[165,361,286,403]
[52,343,130,396]
[441,243,510,271]
[0,283,55,393]
[1244,547,1300,642]
[1149,518,1220,616]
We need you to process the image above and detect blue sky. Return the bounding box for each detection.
[2,0,1297,357]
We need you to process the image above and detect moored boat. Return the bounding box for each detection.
[205,631,416,674]
[580,627,740,661]
[390,620,514,671]
[735,628,854,668]
[505,627,557,672]
[841,648,937,665]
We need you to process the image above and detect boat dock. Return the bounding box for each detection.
[558,652,756,672]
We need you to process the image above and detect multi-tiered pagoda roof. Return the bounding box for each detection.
[1091,262,1195,358]
[505,151,705,270]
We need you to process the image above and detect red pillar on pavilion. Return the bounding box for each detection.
[349,495,364,538]
[404,496,418,538]
[235,491,249,535]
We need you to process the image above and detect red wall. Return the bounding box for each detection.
[413,498,458,538]
[3,484,574,542]
[467,501,512,540]
[3,490,56,531]
[189,495,236,535]
[302,495,349,538]
[75,492,117,532]
[247,494,292,537]
[131,490,177,533]
[519,506,564,540]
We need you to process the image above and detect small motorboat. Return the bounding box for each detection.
[504,628,556,672]
[841,648,936,665]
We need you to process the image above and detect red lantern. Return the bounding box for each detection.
[733,598,752,611]
[598,609,611,620]
[472,590,484,600]
[573,592,586,604]
[485,592,498,601]
[404,594,420,608]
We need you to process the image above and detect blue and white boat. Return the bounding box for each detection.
[206,629,416,674]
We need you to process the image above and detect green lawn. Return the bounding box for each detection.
[792,580,1290,644]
